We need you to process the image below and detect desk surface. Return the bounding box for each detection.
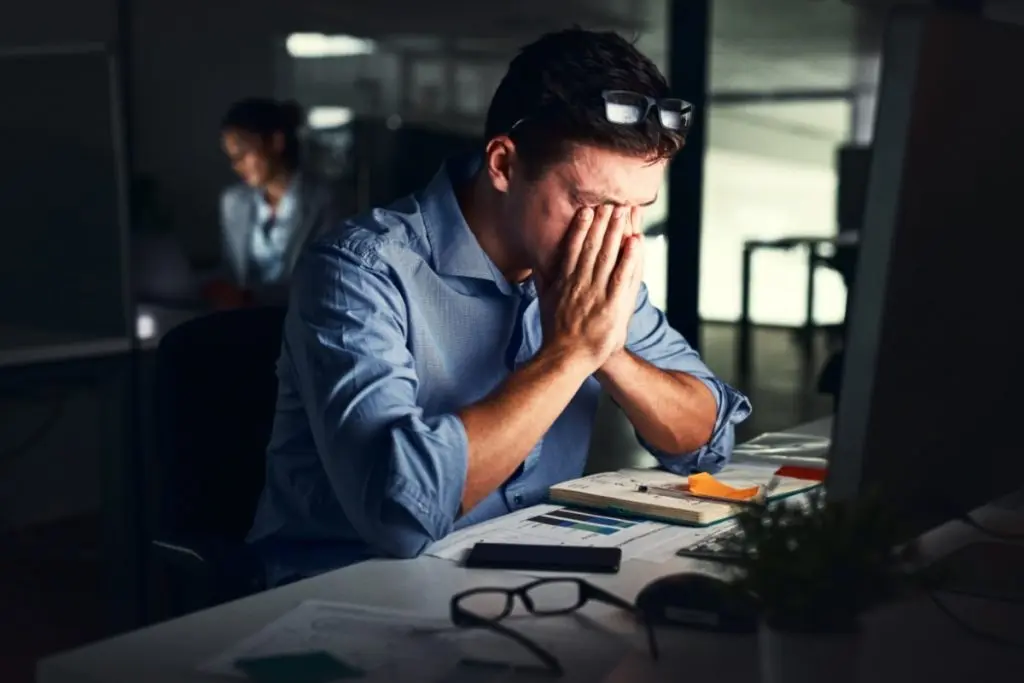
[36,416,1024,683]
[0,327,132,370]
[0,306,202,370]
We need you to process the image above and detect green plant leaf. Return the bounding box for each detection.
[721,489,919,632]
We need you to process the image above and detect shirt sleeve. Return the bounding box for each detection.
[285,237,469,559]
[218,187,246,285]
[624,283,752,474]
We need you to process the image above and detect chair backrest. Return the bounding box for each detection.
[155,306,286,541]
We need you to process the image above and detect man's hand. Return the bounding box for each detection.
[616,205,645,353]
[586,205,718,455]
[454,205,649,513]
[538,204,642,372]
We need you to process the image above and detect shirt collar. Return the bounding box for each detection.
[419,153,515,292]
[255,172,302,224]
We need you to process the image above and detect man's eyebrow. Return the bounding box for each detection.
[575,190,659,207]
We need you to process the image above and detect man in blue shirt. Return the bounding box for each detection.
[249,29,751,583]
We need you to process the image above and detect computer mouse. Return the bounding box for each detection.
[635,572,759,633]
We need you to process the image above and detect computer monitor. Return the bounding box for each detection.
[835,144,872,233]
[827,8,1024,541]
[0,46,131,342]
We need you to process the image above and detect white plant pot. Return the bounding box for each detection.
[758,622,862,683]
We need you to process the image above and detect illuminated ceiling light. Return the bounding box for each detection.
[307,106,355,129]
[286,33,376,58]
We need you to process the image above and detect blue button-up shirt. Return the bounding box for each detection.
[248,154,751,583]
[249,176,301,285]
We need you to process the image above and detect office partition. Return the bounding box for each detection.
[0,42,132,351]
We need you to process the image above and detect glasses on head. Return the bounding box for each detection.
[450,577,659,677]
[601,90,694,133]
[508,90,694,137]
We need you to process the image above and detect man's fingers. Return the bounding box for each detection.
[608,234,641,300]
[575,204,613,283]
[628,205,644,237]
[631,230,645,288]
[559,207,593,279]
[593,206,627,286]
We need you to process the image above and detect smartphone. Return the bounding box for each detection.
[464,542,621,573]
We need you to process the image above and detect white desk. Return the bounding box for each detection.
[36,418,1024,683]
[0,326,133,370]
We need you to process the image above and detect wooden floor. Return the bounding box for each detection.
[700,322,836,441]
[0,322,838,683]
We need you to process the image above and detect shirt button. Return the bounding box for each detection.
[513,494,523,506]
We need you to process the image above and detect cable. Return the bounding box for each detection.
[0,394,66,463]
[926,590,1024,649]
[956,511,1024,541]
[932,585,1024,605]
[917,486,1024,541]
[917,559,1024,647]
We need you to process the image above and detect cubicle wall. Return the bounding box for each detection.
[0,43,131,347]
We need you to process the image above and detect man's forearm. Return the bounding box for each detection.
[596,350,717,454]
[457,346,594,512]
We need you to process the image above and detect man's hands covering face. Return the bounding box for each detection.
[537,204,644,371]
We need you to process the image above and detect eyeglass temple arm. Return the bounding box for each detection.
[489,619,564,675]
[585,584,660,660]
[452,603,564,676]
[584,583,634,611]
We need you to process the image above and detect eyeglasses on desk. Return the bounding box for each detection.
[450,577,659,677]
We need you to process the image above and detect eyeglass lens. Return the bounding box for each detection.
[522,579,586,616]
[458,580,587,620]
[603,91,649,125]
[602,90,692,131]
[657,100,692,131]
[457,589,516,621]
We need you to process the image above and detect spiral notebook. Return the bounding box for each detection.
[548,459,823,526]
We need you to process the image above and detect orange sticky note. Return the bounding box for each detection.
[686,472,762,501]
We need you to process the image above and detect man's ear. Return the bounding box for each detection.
[484,136,516,194]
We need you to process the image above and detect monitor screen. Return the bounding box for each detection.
[828,9,1024,540]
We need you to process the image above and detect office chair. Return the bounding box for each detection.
[816,242,859,402]
[818,144,869,402]
[150,305,285,616]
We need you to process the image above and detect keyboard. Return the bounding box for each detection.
[675,526,744,561]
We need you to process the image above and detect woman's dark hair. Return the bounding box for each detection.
[221,98,305,170]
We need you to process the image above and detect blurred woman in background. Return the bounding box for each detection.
[211,98,338,306]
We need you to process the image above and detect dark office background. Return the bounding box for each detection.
[2,0,1021,680]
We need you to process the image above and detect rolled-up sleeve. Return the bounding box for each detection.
[285,238,469,559]
[625,284,752,474]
